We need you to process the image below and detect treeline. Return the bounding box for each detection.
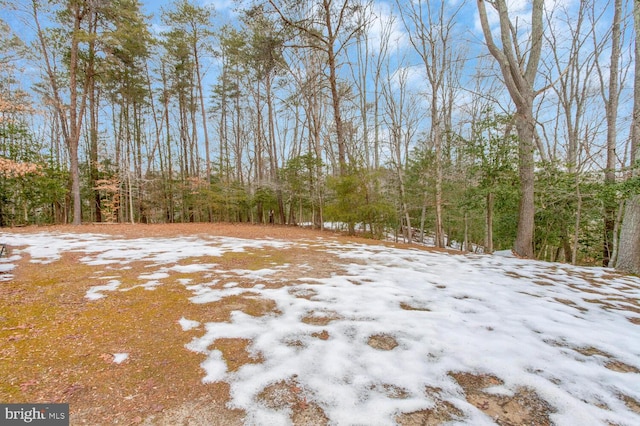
[0,0,639,270]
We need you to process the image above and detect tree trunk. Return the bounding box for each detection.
[67,5,87,225]
[87,13,101,223]
[616,195,640,274]
[433,98,445,248]
[603,0,622,266]
[398,173,412,243]
[485,192,494,254]
[463,212,469,252]
[609,199,625,267]
[32,0,92,225]
[572,182,582,265]
[633,0,640,172]
[327,46,345,174]
[162,65,174,223]
[476,0,543,258]
[514,109,536,257]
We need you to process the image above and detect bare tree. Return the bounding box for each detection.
[397,0,465,248]
[544,1,598,172]
[477,0,544,258]
[543,0,601,263]
[31,0,92,225]
[381,59,421,243]
[346,1,373,169]
[268,0,366,175]
[369,7,395,171]
[593,0,623,266]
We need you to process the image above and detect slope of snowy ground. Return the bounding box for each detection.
[1,230,639,425]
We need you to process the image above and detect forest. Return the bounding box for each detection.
[0,0,638,271]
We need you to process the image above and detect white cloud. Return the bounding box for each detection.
[365,1,410,55]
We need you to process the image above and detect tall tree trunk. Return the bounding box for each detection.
[604,0,622,266]
[87,12,101,223]
[89,75,101,223]
[477,0,544,258]
[194,45,210,183]
[633,0,640,172]
[615,0,640,273]
[514,103,537,257]
[33,0,90,225]
[485,192,494,254]
[433,113,445,248]
[572,179,582,265]
[321,0,346,174]
[327,44,345,174]
[266,73,285,224]
[234,74,244,186]
[164,80,174,223]
[255,80,264,224]
[67,4,89,225]
[616,195,640,274]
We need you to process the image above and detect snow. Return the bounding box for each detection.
[1,231,639,425]
[178,317,201,331]
[85,278,121,300]
[113,353,129,364]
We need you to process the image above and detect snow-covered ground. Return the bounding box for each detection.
[1,231,639,425]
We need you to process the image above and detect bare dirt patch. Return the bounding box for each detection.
[400,301,431,311]
[396,386,463,425]
[449,372,554,426]
[300,310,342,326]
[622,394,640,415]
[257,377,329,425]
[367,333,399,351]
[574,347,640,373]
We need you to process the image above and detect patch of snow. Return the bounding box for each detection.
[85,279,121,300]
[138,272,170,280]
[0,262,15,282]
[229,268,279,280]
[178,317,201,331]
[493,249,515,257]
[113,353,129,364]
[170,263,218,273]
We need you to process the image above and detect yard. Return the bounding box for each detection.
[1,224,639,425]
